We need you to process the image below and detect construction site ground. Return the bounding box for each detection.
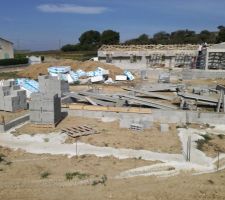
[0,110,28,123]
[13,116,181,154]
[0,145,224,200]
[1,60,225,200]
[198,134,225,157]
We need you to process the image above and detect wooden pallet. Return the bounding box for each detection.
[61,125,97,138]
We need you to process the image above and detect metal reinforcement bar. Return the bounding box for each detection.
[117,94,178,110]
[122,87,174,101]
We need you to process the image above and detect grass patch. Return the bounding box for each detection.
[65,171,89,181]
[41,171,50,179]
[0,71,19,80]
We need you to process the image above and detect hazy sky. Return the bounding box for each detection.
[1,0,225,50]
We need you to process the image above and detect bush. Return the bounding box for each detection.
[218,134,224,139]
[65,172,89,181]
[41,171,50,179]
[0,58,29,66]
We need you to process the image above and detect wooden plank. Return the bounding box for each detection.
[69,104,152,114]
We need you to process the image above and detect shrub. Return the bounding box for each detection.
[65,172,89,180]
[201,134,212,142]
[218,134,224,139]
[41,171,50,179]
[0,58,29,66]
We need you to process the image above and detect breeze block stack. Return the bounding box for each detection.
[29,75,68,125]
[0,80,27,112]
[38,75,69,97]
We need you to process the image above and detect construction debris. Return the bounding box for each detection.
[0,80,27,112]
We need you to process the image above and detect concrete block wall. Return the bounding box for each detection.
[98,49,198,70]
[0,114,29,133]
[38,75,69,97]
[68,108,225,126]
[0,80,27,112]
[182,69,225,80]
[29,93,61,125]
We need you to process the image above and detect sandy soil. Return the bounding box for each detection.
[17,60,124,79]
[0,146,224,200]
[14,116,181,154]
[199,134,225,157]
[0,110,28,123]
[69,84,133,93]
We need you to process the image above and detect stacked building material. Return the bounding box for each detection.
[0,80,27,112]
[29,75,68,125]
[16,78,39,98]
[38,75,69,98]
[29,93,61,125]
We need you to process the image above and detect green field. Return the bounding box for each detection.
[0,71,19,80]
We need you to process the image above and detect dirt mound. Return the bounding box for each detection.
[18,60,123,79]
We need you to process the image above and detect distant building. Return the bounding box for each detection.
[197,42,225,70]
[98,45,199,69]
[0,37,14,59]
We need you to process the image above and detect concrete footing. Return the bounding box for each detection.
[0,114,29,133]
[68,109,225,126]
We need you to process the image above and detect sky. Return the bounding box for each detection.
[1,0,225,51]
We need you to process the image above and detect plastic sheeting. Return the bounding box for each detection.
[48,66,71,74]
[16,78,39,97]
[124,70,135,80]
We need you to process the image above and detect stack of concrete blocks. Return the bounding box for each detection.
[38,75,69,97]
[29,75,66,125]
[0,80,27,112]
[29,93,61,125]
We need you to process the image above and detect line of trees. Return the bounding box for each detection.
[61,26,225,52]
[61,30,119,52]
[125,26,225,45]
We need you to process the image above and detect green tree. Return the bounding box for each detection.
[153,31,170,44]
[79,30,101,46]
[101,30,120,45]
[217,26,225,43]
[198,30,216,43]
[170,29,198,44]
[125,34,150,45]
[137,34,150,44]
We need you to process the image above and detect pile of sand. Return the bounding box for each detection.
[18,61,123,80]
